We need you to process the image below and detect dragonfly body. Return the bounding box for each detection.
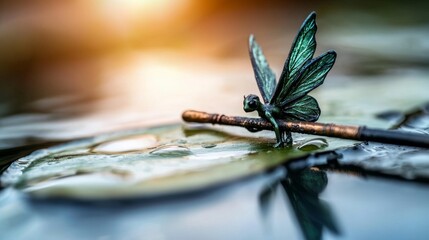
[244,12,336,147]
[243,94,290,147]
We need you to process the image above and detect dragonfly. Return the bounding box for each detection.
[243,12,337,147]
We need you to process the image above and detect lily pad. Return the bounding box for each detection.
[1,124,356,200]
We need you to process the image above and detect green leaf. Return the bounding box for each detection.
[249,35,277,103]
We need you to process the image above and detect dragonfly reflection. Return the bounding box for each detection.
[259,167,340,240]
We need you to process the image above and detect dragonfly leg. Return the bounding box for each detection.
[282,130,293,147]
[267,118,284,148]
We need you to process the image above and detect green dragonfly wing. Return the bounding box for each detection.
[249,35,276,103]
[281,95,320,122]
[280,51,336,107]
[271,12,317,104]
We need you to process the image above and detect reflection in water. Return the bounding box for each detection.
[260,167,340,240]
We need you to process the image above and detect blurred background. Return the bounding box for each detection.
[0,0,429,149]
[1,2,429,240]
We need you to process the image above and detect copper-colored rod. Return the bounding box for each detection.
[182,110,429,148]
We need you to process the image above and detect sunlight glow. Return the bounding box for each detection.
[101,0,190,20]
[95,0,192,38]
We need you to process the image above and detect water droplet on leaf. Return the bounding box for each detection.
[175,139,187,144]
[202,143,217,148]
[93,135,158,153]
[149,145,192,157]
[298,138,328,151]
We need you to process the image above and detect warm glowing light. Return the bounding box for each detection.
[118,0,175,9]
[100,0,190,21]
[95,0,192,37]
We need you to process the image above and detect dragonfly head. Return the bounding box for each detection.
[243,94,261,113]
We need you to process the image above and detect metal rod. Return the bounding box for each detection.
[182,110,429,148]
